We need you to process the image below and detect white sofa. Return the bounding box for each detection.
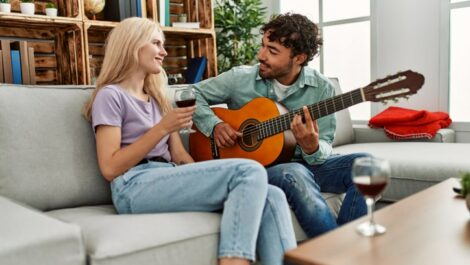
[1,83,469,265]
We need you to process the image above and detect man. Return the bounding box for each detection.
[191,13,368,238]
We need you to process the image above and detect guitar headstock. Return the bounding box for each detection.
[363,70,424,103]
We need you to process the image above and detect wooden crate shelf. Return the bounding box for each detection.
[0,0,217,85]
[0,23,85,84]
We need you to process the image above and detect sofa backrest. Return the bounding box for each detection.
[0,84,111,211]
[329,78,355,147]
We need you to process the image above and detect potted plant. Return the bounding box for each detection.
[20,0,35,15]
[214,0,266,73]
[0,0,11,13]
[460,172,470,211]
[45,2,57,17]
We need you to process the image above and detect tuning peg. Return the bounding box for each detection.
[382,100,389,105]
[404,95,410,101]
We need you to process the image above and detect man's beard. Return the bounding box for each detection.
[258,59,294,80]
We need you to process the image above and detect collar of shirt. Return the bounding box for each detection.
[254,64,321,101]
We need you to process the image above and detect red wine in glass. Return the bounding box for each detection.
[176,98,196,108]
[353,176,388,198]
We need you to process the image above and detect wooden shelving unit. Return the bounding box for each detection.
[0,0,217,85]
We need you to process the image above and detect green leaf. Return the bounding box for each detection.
[215,0,267,72]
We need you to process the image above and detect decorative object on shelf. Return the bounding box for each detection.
[45,2,57,17]
[84,0,105,20]
[0,0,11,13]
[214,0,266,73]
[460,172,470,213]
[168,73,184,85]
[177,13,187,22]
[172,21,199,29]
[20,0,35,15]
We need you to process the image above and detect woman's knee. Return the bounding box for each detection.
[231,158,268,185]
[266,185,288,204]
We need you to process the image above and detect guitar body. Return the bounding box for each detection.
[189,97,297,166]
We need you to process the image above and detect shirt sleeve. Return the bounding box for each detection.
[191,70,235,136]
[91,87,123,133]
[301,82,336,165]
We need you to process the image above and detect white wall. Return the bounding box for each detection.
[262,0,279,19]
[374,0,442,113]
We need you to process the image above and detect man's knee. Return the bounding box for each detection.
[267,163,319,196]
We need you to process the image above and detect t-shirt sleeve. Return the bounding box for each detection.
[91,87,123,133]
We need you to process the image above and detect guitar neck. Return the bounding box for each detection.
[258,88,365,139]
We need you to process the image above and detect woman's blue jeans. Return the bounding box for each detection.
[267,153,369,238]
[111,158,296,264]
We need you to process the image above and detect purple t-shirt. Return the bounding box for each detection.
[92,84,171,162]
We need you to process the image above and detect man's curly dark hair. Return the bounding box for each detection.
[261,13,322,66]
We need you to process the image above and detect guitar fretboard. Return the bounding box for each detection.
[254,88,364,140]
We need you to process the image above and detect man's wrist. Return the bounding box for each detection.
[302,145,319,155]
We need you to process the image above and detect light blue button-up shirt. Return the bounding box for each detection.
[192,64,336,165]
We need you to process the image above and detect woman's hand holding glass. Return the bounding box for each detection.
[160,106,196,134]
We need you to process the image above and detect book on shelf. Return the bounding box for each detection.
[104,0,131,21]
[11,50,22,84]
[185,56,207,84]
[159,0,170,26]
[172,22,200,29]
[135,0,147,17]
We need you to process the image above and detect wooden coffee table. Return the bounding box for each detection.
[284,178,470,265]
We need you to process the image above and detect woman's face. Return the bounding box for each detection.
[138,29,167,75]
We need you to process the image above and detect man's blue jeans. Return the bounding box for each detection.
[267,153,369,238]
[111,158,296,265]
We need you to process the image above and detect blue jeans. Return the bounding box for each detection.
[267,153,369,238]
[111,158,296,264]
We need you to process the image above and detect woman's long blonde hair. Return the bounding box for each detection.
[83,17,171,121]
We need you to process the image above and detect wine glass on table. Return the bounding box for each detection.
[174,86,196,134]
[352,157,391,237]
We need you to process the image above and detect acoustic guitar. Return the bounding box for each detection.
[189,70,424,166]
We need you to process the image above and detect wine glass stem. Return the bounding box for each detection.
[366,197,375,225]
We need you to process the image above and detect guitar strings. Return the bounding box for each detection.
[242,90,363,137]
[240,90,364,139]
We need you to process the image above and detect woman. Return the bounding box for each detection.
[82,17,296,265]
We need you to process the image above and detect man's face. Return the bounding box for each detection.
[257,32,303,83]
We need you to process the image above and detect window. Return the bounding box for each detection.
[449,0,470,122]
[280,0,371,120]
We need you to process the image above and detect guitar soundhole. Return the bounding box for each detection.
[239,119,262,152]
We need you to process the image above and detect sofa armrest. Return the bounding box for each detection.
[352,124,456,143]
[0,196,85,265]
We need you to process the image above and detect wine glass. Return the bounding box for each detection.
[174,86,196,134]
[352,157,391,237]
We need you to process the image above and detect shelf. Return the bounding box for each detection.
[84,20,119,30]
[163,27,214,39]
[0,12,81,28]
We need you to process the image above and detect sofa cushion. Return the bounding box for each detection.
[47,205,220,265]
[47,195,343,265]
[0,196,85,265]
[334,142,470,202]
[0,84,111,211]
